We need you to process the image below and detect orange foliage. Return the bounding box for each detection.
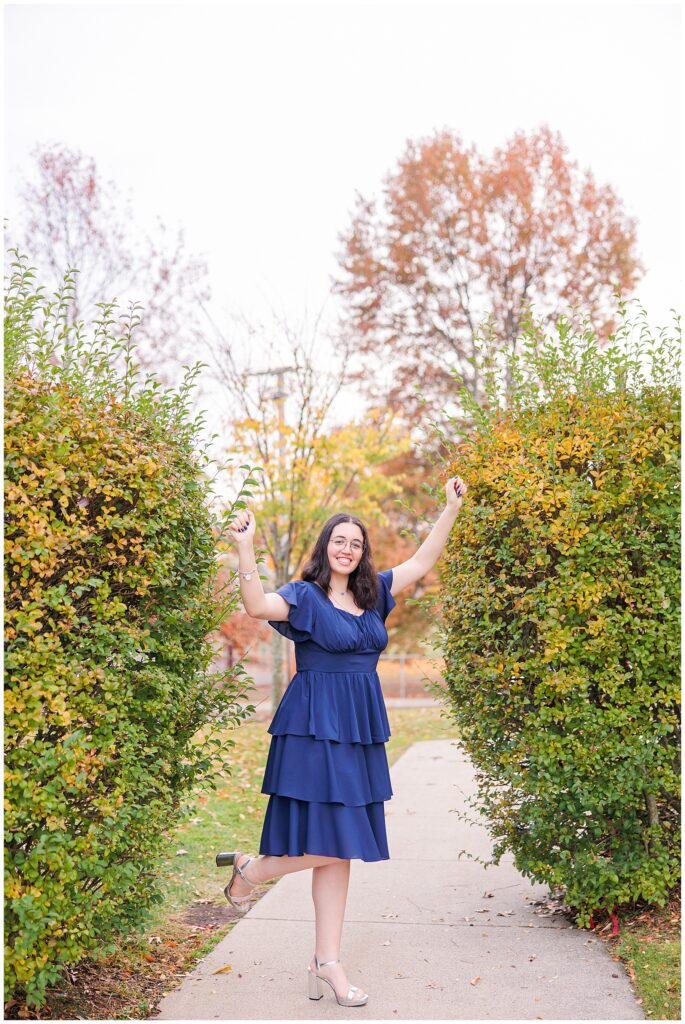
[335,124,643,422]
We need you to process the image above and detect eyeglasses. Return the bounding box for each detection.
[330,537,364,554]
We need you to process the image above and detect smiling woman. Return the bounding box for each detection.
[217,477,466,1008]
[302,513,379,616]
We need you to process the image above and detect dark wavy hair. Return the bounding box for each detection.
[300,512,379,610]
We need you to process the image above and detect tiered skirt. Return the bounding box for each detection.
[258,669,393,861]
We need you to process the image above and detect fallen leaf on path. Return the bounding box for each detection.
[212,964,233,975]
[469,975,481,986]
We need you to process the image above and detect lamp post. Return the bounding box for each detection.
[246,365,296,711]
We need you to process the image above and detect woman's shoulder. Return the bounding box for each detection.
[278,578,331,609]
[277,578,317,600]
[269,579,318,641]
[375,569,396,620]
[298,578,323,595]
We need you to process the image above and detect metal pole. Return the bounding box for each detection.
[273,368,290,708]
[276,368,286,476]
[245,365,296,712]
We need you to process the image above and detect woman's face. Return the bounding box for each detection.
[327,522,365,577]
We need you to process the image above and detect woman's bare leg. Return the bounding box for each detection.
[309,860,365,1000]
[228,852,343,898]
[228,853,365,997]
[312,859,350,957]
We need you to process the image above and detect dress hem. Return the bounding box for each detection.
[258,846,390,863]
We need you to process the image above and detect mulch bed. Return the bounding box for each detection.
[3,895,255,1021]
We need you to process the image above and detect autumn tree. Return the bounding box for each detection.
[6,142,210,374]
[334,123,644,424]
[208,309,412,706]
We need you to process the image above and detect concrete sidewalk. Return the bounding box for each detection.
[153,740,643,1020]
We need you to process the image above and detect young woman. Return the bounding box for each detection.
[218,474,467,1007]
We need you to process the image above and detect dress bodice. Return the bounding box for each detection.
[268,570,396,673]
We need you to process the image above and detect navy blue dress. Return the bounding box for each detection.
[258,569,397,862]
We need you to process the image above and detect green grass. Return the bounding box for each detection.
[152,724,275,915]
[616,922,681,1020]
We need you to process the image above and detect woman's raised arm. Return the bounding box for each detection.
[230,507,290,621]
[386,475,467,596]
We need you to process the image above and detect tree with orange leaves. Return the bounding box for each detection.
[334,124,643,422]
[218,604,271,668]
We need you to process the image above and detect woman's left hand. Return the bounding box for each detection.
[445,474,467,511]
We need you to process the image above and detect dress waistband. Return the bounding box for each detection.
[295,651,380,672]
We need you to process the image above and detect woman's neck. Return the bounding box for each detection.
[328,570,349,594]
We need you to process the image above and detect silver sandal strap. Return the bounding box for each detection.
[237,856,257,886]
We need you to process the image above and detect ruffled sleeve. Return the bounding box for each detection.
[376,569,397,622]
[268,579,316,642]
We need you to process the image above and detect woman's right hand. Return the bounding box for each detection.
[229,507,256,545]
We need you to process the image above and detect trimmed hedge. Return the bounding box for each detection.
[430,303,680,926]
[4,252,257,1007]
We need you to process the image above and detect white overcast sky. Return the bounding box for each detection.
[4,0,683,450]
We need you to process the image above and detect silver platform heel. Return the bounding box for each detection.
[307,954,369,1006]
[219,851,259,910]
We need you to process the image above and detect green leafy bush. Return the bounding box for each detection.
[4,251,257,1007]
[430,301,680,926]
